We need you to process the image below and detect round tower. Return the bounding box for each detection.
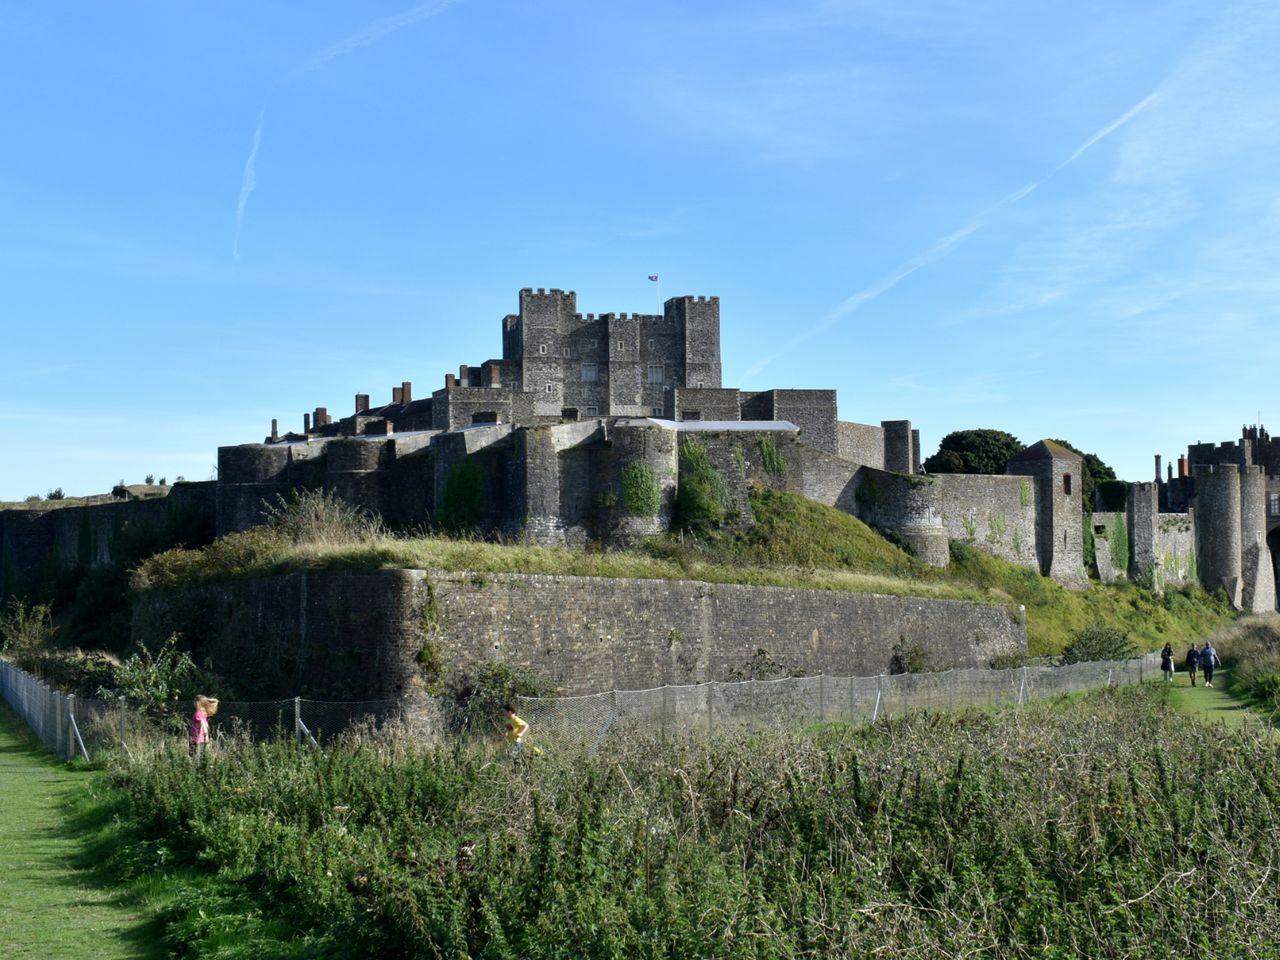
[1193,463,1243,607]
[1239,465,1276,613]
[604,422,677,544]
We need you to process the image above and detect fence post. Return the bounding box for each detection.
[872,676,882,723]
[119,697,126,753]
[66,694,76,761]
[1018,667,1027,706]
[819,674,826,723]
[294,697,302,743]
[662,686,671,729]
[707,682,714,734]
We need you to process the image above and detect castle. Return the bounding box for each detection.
[3,287,1277,618]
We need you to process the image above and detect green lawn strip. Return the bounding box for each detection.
[0,702,158,960]
[1163,667,1278,737]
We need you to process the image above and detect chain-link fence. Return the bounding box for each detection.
[519,653,1163,754]
[2,653,1159,763]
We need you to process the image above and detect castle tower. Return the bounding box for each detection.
[1239,465,1276,613]
[514,288,578,417]
[1128,482,1160,589]
[667,296,722,391]
[1193,463,1243,607]
[1006,440,1087,589]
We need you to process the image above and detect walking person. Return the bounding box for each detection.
[1160,643,1175,682]
[1184,643,1200,686]
[189,694,219,756]
[1201,640,1221,687]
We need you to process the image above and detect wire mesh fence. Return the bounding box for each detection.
[2,652,1160,763]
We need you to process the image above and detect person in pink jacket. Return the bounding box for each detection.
[189,694,219,756]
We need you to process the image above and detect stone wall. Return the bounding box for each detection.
[937,474,1039,572]
[837,421,886,469]
[1,483,216,597]
[132,568,1027,699]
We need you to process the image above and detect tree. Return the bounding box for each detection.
[923,429,1023,476]
[1048,438,1117,511]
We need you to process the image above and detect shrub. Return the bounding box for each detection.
[47,487,65,500]
[1062,622,1135,663]
[0,598,55,658]
[443,661,546,735]
[263,488,385,545]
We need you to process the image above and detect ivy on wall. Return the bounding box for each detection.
[675,440,731,532]
[437,459,482,532]
[620,462,662,517]
[756,436,786,477]
[1105,513,1130,574]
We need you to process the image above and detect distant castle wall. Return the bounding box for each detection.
[0,482,216,598]
[132,568,1028,699]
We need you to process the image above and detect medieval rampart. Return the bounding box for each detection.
[131,569,1027,699]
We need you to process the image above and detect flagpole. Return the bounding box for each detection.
[655,277,661,317]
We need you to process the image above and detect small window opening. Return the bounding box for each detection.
[1063,473,1072,495]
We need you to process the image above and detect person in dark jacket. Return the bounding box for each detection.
[1200,640,1221,687]
[1160,643,1175,682]
[1184,643,1200,686]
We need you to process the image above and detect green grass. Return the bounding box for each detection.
[0,703,158,959]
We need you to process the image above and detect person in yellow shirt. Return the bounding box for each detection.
[503,704,529,754]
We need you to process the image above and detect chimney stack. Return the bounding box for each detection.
[401,381,412,404]
[445,373,456,388]
[1178,456,1189,478]
[1154,455,1162,483]
[355,394,369,414]
[315,407,329,427]
[392,386,403,405]
[304,412,311,433]
[271,418,279,442]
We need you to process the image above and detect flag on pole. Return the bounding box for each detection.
[647,274,658,282]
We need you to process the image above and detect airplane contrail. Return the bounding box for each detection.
[739,90,1161,382]
[233,107,265,261]
[234,0,462,258]
[292,0,460,79]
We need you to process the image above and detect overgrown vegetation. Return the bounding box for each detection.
[1062,622,1137,664]
[619,462,661,517]
[673,440,732,532]
[88,685,1280,958]
[1217,616,1280,712]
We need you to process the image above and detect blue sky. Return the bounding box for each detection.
[2,1,1277,500]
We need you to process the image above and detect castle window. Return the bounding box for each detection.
[1270,493,1279,516]
[651,406,663,417]
[510,380,520,393]
[647,364,664,384]
[580,362,598,382]
[584,406,598,417]
[1063,473,1072,495]
[545,383,554,394]
[539,344,547,355]
[647,338,655,350]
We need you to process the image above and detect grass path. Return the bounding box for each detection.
[1163,666,1278,737]
[0,702,155,959]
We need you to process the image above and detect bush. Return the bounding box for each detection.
[674,440,731,533]
[443,661,546,736]
[263,488,385,545]
[0,598,55,658]
[1062,622,1135,663]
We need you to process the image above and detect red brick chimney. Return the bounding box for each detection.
[355,394,369,414]
[392,387,403,405]
[270,418,279,442]
[401,381,412,404]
